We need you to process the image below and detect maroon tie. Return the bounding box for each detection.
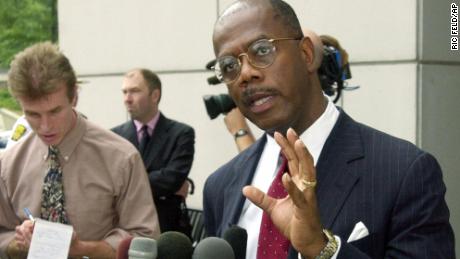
[257,154,290,259]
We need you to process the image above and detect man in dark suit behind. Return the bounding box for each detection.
[112,68,194,236]
[203,0,455,258]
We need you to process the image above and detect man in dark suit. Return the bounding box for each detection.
[203,0,455,258]
[112,68,194,236]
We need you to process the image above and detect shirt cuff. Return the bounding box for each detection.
[297,235,342,259]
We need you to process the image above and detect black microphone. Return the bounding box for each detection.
[223,226,247,259]
[128,237,157,259]
[192,237,235,259]
[157,231,193,259]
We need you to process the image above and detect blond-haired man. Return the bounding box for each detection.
[0,42,160,258]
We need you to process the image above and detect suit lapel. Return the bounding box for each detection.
[315,111,364,229]
[222,136,267,228]
[219,114,364,230]
[126,121,139,147]
[288,112,364,258]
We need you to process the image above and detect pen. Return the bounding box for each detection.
[23,208,35,222]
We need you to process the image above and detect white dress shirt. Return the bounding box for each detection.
[238,97,341,259]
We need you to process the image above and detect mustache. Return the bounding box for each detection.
[241,87,280,104]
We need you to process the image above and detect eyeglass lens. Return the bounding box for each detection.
[216,39,277,83]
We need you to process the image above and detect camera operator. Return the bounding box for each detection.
[224,107,256,152]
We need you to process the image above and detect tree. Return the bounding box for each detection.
[0,0,58,68]
[0,87,21,111]
[0,0,57,112]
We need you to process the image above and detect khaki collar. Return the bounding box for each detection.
[40,112,86,163]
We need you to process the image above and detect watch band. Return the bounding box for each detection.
[234,129,249,139]
[315,229,338,259]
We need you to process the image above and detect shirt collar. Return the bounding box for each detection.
[263,96,339,166]
[41,111,86,163]
[133,111,160,134]
[299,96,339,165]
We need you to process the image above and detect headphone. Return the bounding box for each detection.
[318,45,353,103]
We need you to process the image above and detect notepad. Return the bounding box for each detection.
[27,219,73,259]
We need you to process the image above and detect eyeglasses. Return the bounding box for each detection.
[214,37,302,83]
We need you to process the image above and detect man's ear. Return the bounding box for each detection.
[71,91,78,107]
[151,89,161,103]
[300,37,316,73]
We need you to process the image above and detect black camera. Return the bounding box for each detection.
[203,94,236,120]
[203,60,237,120]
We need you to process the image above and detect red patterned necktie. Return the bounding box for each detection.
[257,154,291,259]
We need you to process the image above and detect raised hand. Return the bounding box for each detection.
[242,128,327,258]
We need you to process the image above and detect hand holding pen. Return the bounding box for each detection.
[23,208,35,223]
[12,208,36,251]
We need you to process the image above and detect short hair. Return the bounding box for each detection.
[268,0,303,37]
[8,42,77,101]
[127,68,162,102]
[218,0,303,38]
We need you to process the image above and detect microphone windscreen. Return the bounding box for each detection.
[157,231,193,259]
[117,236,134,259]
[223,226,247,259]
[192,237,235,259]
[128,237,157,259]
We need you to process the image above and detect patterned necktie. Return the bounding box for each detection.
[139,125,150,155]
[257,154,291,259]
[40,146,69,224]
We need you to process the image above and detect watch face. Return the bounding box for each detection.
[235,129,249,138]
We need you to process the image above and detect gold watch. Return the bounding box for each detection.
[315,229,338,259]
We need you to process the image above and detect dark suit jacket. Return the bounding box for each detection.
[112,113,195,233]
[203,110,455,258]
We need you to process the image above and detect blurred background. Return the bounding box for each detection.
[0,0,459,252]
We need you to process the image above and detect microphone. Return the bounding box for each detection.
[128,237,157,259]
[157,231,193,259]
[223,226,247,259]
[192,237,235,259]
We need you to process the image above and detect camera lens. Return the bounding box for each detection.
[202,94,236,119]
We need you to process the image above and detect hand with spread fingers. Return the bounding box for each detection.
[242,128,327,258]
